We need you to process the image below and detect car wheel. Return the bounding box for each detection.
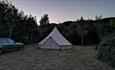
[19,46,24,51]
[21,46,24,50]
[0,49,2,54]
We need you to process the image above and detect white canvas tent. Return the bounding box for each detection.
[37,27,72,49]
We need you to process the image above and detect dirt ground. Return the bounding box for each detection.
[0,45,114,70]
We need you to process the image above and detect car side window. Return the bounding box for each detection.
[0,40,3,43]
[2,39,7,43]
[0,39,7,44]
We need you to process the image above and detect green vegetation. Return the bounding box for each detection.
[0,0,115,68]
[39,14,49,26]
[97,34,115,67]
[0,0,114,45]
[0,1,38,43]
[96,18,115,68]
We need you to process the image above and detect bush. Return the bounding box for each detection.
[97,35,115,67]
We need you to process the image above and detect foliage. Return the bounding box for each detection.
[1,0,115,68]
[0,0,115,45]
[97,34,115,67]
[57,22,81,45]
[39,14,49,26]
[95,17,115,39]
[76,17,89,45]
[37,24,56,42]
[0,0,38,44]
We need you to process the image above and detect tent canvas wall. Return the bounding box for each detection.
[37,27,72,49]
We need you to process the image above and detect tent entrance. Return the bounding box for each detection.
[39,37,60,49]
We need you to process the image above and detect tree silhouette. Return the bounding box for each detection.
[39,14,49,26]
[0,0,38,43]
[77,16,88,45]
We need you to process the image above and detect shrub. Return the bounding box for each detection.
[97,35,115,67]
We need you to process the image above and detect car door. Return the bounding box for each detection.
[3,39,16,51]
[7,39,17,51]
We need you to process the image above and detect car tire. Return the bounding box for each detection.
[21,46,24,50]
[19,46,24,51]
[0,49,2,55]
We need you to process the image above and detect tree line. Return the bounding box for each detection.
[0,0,115,68]
[0,0,39,43]
[0,1,115,45]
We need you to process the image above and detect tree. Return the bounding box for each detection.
[39,14,49,26]
[109,19,115,32]
[25,15,38,43]
[0,0,17,37]
[77,17,88,45]
[95,15,103,20]
[97,34,115,68]
[0,0,38,44]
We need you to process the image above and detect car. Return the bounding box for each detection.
[0,38,24,54]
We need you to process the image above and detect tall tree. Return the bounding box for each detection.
[0,0,17,37]
[77,17,88,45]
[0,0,38,43]
[39,14,49,26]
[95,15,103,20]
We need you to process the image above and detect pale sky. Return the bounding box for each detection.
[7,0,115,24]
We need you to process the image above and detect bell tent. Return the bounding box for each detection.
[37,27,72,49]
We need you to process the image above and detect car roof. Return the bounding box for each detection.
[0,38,12,40]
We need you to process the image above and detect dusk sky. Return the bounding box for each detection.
[7,0,115,24]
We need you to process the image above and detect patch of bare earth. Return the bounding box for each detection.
[0,45,114,70]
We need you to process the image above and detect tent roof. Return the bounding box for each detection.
[39,27,72,45]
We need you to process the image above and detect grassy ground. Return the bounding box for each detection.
[0,45,114,70]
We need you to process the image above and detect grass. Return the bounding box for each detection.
[0,45,114,70]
